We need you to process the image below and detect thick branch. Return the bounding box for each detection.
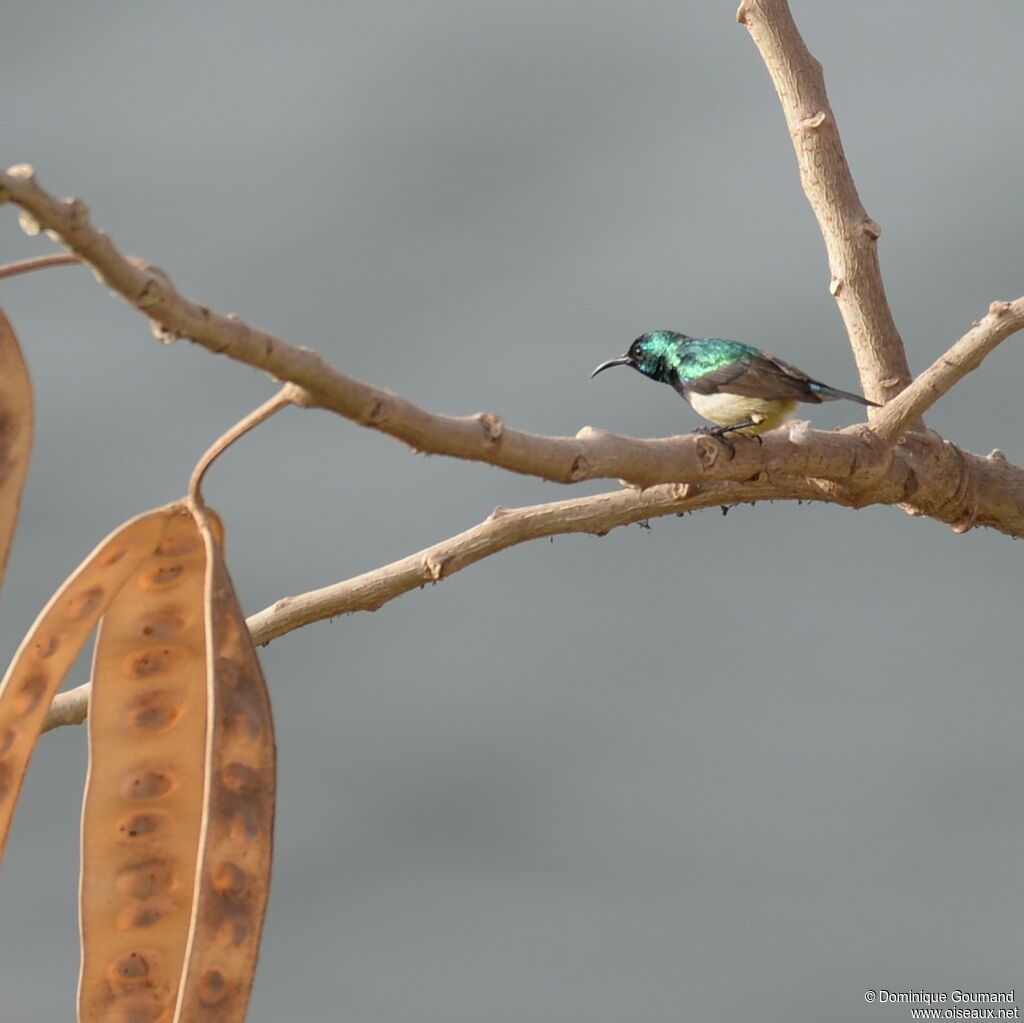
[0,163,889,490]
[873,299,1024,445]
[737,0,912,403]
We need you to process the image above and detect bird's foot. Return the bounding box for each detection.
[694,426,736,459]
[694,419,766,459]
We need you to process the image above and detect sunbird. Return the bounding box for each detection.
[591,330,878,443]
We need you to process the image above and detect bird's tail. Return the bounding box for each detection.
[809,382,880,407]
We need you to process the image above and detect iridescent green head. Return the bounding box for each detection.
[591,330,687,385]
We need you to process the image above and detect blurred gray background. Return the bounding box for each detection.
[2,2,1022,1020]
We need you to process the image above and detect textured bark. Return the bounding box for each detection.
[737,0,912,403]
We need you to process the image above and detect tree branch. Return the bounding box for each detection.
[0,164,887,491]
[38,475,834,734]
[873,299,1024,445]
[737,0,912,403]
[0,163,890,491]
[0,252,79,280]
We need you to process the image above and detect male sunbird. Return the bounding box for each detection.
[591,330,878,443]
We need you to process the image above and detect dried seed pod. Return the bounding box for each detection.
[77,503,275,1023]
[0,506,175,862]
[78,506,213,1023]
[0,379,283,1023]
[171,509,275,1023]
[0,308,33,590]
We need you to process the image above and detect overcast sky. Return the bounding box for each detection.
[2,3,1022,1021]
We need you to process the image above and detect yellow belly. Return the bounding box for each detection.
[686,392,798,435]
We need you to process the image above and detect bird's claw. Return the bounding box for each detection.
[694,426,736,459]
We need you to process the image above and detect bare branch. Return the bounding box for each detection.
[37,474,846,734]
[0,252,80,280]
[737,0,912,403]
[244,479,818,644]
[189,385,297,506]
[873,299,1024,445]
[0,164,887,492]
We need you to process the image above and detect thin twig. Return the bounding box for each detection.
[873,299,1024,445]
[39,476,827,733]
[0,252,79,280]
[189,385,296,507]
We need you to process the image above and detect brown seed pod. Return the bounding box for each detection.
[0,383,284,1023]
[0,506,175,862]
[78,505,213,1023]
[0,308,33,592]
[171,508,275,1023]
[76,502,275,1023]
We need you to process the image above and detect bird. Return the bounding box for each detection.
[591,330,879,446]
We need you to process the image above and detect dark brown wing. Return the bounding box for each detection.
[686,351,824,403]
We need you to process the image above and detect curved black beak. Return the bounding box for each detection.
[590,355,633,379]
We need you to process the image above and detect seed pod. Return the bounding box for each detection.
[78,505,213,1023]
[0,506,175,862]
[77,503,275,1023]
[171,508,275,1023]
[0,308,33,591]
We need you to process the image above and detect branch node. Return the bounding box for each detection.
[476,411,504,443]
[6,163,35,181]
[282,382,312,407]
[942,440,977,533]
[786,419,813,445]
[987,449,1007,463]
[799,111,828,131]
[423,552,451,582]
[365,397,391,426]
[17,209,41,237]
[829,276,843,297]
[65,197,90,228]
[695,437,723,469]
[988,300,1012,318]
[949,513,976,535]
[860,218,882,240]
[568,455,591,482]
[574,425,608,441]
[136,276,163,309]
[735,1,749,24]
[150,320,180,345]
[488,505,511,521]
